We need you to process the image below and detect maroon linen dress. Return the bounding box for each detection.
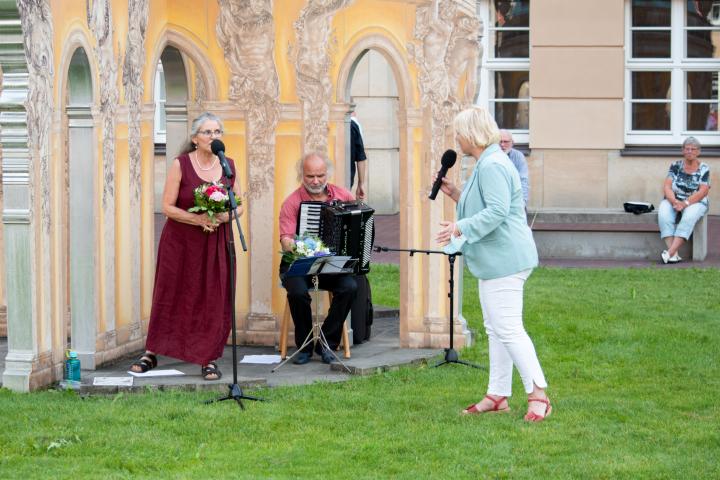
[145,153,235,365]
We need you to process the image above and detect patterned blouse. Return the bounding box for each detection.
[667,160,710,206]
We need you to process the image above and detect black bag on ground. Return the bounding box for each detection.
[351,274,373,344]
[623,201,655,214]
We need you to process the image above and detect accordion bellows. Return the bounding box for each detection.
[297,201,375,274]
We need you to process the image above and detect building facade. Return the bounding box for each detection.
[0,0,482,391]
[1,0,718,391]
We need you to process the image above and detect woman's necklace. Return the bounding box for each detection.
[193,152,217,171]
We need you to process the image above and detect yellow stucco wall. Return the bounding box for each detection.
[38,0,468,363]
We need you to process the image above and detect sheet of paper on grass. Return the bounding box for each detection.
[127,369,185,377]
[93,377,134,386]
[240,354,281,364]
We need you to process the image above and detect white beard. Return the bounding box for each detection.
[304,182,327,195]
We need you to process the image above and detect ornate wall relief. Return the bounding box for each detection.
[87,0,118,330]
[291,0,355,154]
[217,0,280,196]
[18,0,54,354]
[447,14,482,106]
[87,0,118,211]
[123,0,149,203]
[217,0,282,330]
[122,0,148,332]
[408,0,481,160]
[18,0,54,235]
[194,69,206,105]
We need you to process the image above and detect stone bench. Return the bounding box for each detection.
[528,208,707,261]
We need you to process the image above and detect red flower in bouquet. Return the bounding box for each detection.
[188,182,229,225]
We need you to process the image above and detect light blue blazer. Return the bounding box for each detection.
[444,143,538,280]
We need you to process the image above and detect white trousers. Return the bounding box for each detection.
[479,269,547,396]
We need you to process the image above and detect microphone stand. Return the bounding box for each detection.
[206,157,262,409]
[374,245,482,369]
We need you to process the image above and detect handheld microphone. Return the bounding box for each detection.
[210,139,234,179]
[428,149,457,200]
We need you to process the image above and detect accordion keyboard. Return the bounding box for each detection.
[297,202,323,237]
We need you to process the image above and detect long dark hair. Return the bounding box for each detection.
[176,112,225,157]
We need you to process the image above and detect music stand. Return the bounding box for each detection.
[206,167,263,409]
[273,255,356,373]
[374,245,482,369]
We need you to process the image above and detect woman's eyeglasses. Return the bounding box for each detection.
[198,129,223,137]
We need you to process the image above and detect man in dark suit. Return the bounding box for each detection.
[349,109,368,201]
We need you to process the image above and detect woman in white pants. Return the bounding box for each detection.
[435,107,550,422]
[658,137,710,264]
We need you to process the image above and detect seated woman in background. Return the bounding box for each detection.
[658,136,710,264]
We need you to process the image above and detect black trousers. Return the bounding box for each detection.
[280,265,358,354]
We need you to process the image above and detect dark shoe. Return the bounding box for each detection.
[129,353,157,373]
[319,347,336,364]
[201,361,222,381]
[292,352,312,365]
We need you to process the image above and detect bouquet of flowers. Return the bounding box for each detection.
[281,235,332,264]
[188,182,229,223]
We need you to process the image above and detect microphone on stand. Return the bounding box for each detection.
[210,139,234,179]
[428,149,457,200]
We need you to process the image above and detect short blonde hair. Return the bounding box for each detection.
[296,151,333,182]
[453,106,501,149]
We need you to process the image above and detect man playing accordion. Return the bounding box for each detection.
[278,152,358,365]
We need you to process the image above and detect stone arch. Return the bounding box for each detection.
[148,27,219,103]
[147,28,219,219]
[55,28,99,107]
[336,32,413,111]
[335,32,416,347]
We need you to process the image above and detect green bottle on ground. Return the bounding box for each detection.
[65,350,81,388]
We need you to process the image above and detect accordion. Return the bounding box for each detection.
[297,201,375,274]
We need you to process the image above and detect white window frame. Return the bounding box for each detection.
[625,0,720,145]
[153,61,167,144]
[477,0,530,144]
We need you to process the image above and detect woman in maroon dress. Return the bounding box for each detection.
[130,112,242,380]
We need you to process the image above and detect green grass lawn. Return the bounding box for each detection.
[1,266,719,479]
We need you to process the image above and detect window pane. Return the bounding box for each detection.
[494,71,530,99]
[632,30,671,57]
[687,71,718,99]
[686,29,720,57]
[493,101,529,130]
[494,0,529,28]
[632,103,671,130]
[687,102,719,130]
[632,71,671,99]
[494,30,529,58]
[632,0,670,27]
[686,0,714,27]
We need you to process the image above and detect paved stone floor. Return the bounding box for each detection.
[0,313,440,393]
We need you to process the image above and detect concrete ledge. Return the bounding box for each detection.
[73,377,267,396]
[529,208,707,261]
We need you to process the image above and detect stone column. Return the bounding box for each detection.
[164,104,188,166]
[67,106,99,368]
[1,0,55,391]
[216,0,281,343]
[123,0,149,345]
[87,0,118,336]
[406,0,481,348]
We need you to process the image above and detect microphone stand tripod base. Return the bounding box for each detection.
[272,276,351,373]
[206,383,264,409]
[434,347,484,369]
